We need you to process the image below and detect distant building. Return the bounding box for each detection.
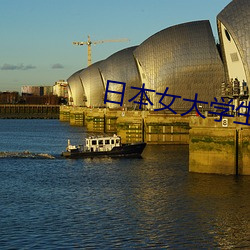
[22,95,59,105]
[43,86,53,96]
[52,80,68,98]
[21,86,53,96]
[20,85,58,105]
[0,92,19,104]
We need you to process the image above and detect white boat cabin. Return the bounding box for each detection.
[85,135,121,152]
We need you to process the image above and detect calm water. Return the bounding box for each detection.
[0,119,250,249]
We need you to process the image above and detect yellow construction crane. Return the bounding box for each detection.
[73,35,129,66]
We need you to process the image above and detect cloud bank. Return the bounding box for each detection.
[51,63,64,69]
[1,63,36,70]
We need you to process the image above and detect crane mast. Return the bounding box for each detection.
[73,35,129,66]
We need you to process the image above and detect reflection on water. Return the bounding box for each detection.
[186,174,250,248]
[0,120,250,249]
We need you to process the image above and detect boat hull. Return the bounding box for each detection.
[62,142,146,159]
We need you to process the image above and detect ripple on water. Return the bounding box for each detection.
[0,120,250,249]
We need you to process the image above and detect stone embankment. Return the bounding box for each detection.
[0,105,59,119]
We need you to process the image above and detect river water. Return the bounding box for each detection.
[0,119,250,249]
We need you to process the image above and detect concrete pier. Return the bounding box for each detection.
[189,117,250,175]
[145,114,189,144]
[60,106,190,144]
[59,105,71,122]
[60,106,250,175]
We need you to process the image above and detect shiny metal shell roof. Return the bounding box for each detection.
[99,46,140,108]
[68,20,227,110]
[67,69,85,106]
[79,61,104,108]
[133,20,225,110]
[217,0,250,83]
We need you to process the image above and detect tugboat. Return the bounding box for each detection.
[61,134,146,158]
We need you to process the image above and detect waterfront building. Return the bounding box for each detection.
[133,20,225,111]
[21,86,41,96]
[67,0,249,112]
[68,21,225,111]
[53,80,68,98]
[21,85,53,96]
[0,92,19,104]
[21,85,59,105]
[217,0,250,103]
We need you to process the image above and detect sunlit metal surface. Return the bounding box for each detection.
[133,20,225,111]
[217,0,250,84]
[99,46,141,109]
[79,61,104,107]
[68,21,227,111]
[67,69,85,106]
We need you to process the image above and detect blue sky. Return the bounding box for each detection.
[0,0,232,92]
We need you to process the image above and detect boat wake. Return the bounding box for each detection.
[0,151,55,159]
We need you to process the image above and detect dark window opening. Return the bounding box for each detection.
[225,29,231,42]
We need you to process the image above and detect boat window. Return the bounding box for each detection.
[105,140,110,144]
[98,140,103,145]
[92,140,97,145]
[116,139,120,144]
[111,139,114,144]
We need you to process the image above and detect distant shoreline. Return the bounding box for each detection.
[0,104,59,119]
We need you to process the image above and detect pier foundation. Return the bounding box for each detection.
[60,106,190,144]
[189,117,250,175]
[60,106,250,175]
